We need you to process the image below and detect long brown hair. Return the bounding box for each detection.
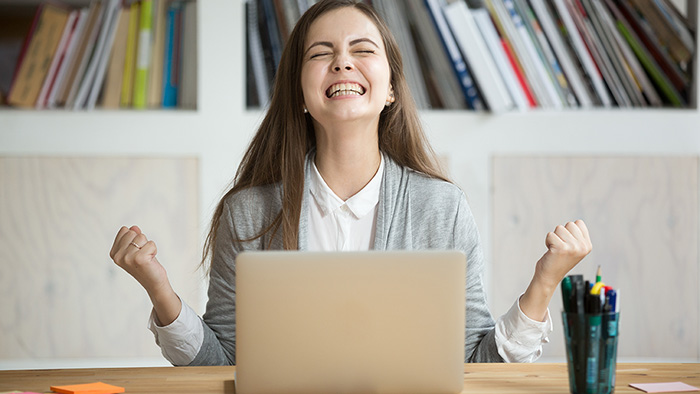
[202,0,448,268]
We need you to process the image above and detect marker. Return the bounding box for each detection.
[561,276,572,312]
[610,289,618,313]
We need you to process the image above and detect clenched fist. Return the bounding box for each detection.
[109,225,180,326]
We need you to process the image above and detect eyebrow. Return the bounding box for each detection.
[304,38,379,56]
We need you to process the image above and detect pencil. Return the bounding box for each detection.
[596,265,602,283]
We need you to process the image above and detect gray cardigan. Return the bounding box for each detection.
[190,153,503,365]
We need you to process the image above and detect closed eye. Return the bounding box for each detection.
[310,52,332,59]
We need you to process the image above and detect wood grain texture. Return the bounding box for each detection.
[0,363,698,393]
[492,156,698,359]
[0,157,201,361]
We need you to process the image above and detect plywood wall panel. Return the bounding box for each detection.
[492,156,698,359]
[0,157,200,361]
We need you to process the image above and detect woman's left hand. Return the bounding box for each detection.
[535,219,593,292]
[520,220,592,322]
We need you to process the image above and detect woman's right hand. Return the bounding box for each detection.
[109,225,170,296]
[109,225,181,325]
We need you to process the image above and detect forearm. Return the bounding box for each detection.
[148,282,182,326]
[519,275,556,323]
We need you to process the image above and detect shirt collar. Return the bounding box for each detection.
[309,154,384,219]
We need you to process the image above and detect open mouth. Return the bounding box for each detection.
[326,82,366,98]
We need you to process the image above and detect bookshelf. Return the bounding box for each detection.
[1,0,699,263]
[0,0,697,256]
[1,0,700,365]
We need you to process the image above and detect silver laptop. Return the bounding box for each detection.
[235,250,466,394]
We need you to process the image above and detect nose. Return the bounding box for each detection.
[332,54,353,72]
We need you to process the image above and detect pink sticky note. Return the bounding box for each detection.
[630,382,700,393]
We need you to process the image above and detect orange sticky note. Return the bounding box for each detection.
[50,382,125,394]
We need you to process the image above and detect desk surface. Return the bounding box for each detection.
[0,363,698,393]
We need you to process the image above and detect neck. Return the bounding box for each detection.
[314,122,381,201]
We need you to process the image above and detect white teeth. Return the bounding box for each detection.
[327,82,365,97]
[330,90,361,98]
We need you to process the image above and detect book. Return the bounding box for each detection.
[256,0,278,97]
[260,0,284,72]
[597,0,662,106]
[472,5,531,110]
[101,5,131,109]
[374,0,431,109]
[444,0,514,113]
[65,0,106,109]
[425,0,485,110]
[120,1,141,107]
[272,0,291,43]
[404,0,467,109]
[609,2,685,106]
[162,2,183,108]
[614,0,689,93]
[247,0,270,108]
[133,0,154,109]
[579,0,643,106]
[36,10,79,109]
[529,0,595,107]
[500,35,537,107]
[487,0,549,107]
[47,7,89,108]
[632,0,692,65]
[548,0,612,107]
[147,0,168,108]
[74,0,121,110]
[178,0,196,109]
[55,2,101,107]
[8,3,71,108]
[567,0,631,107]
[514,0,577,107]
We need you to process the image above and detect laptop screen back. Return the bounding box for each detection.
[235,250,466,394]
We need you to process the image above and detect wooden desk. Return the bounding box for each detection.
[0,363,698,393]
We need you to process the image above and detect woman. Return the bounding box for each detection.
[109,0,591,366]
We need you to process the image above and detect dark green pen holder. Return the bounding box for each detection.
[562,311,620,394]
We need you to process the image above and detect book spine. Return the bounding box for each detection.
[48,8,89,109]
[8,5,71,107]
[148,0,168,108]
[503,0,563,108]
[85,0,123,110]
[445,1,513,113]
[121,2,141,107]
[471,7,529,110]
[550,0,613,107]
[133,0,154,109]
[516,0,577,106]
[425,0,485,110]
[530,0,594,107]
[501,37,537,107]
[162,3,181,108]
[248,0,270,107]
[36,10,79,109]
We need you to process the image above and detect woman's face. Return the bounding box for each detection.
[300,7,392,129]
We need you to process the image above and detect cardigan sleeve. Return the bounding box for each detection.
[188,198,240,365]
[452,193,504,362]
